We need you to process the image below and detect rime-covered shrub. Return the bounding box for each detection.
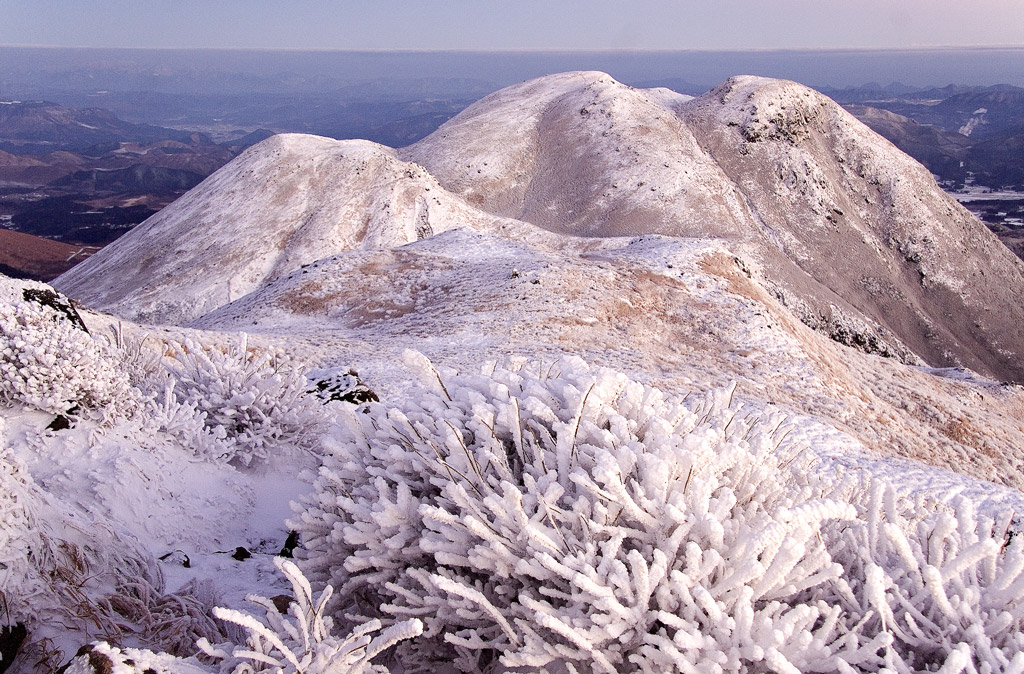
[141,381,236,463]
[64,559,421,674]
[157,334,323,466]
[826,484,1024,673]
[291,354,866,672]
[0,297,136,416]
[106,322,170,390]
[291,353,1024,673]
[200,557,422,674]
[109,578,235,658]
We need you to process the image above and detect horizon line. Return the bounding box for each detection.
[3,43,1024,54]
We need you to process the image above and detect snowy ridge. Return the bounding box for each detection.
[682,75,1024,381]
[404,72,1024,383]
[401,71,751,239]
[54,135,519,325]
[184,227,1024,498]
[54,73,1024,383]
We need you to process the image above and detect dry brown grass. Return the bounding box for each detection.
[0,230,99,281]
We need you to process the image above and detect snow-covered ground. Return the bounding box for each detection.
[4,287,1024,672]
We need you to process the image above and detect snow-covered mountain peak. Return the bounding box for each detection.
[678,76,1024,382]
[402,71,753,238]
[411,72,1024,382]
[704,75,834,144]
[54,133,521,324]
[637,85,695,111]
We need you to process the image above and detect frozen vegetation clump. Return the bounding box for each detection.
[3,281,1021,672]
[290,352,1024,673]
[0,292,137,417]
[105,326,328,465]
[0,446,195,671]
[198,557,422,674]
[150,333,324,466]
[828,484,1024,673]
[0,281,321,462]
[291,353,855,671]
[63,558,421,674]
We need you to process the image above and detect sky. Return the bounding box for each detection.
[1,0,1023,51]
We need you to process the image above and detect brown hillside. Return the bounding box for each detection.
[0,229,98,281]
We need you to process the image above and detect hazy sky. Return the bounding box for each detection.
[2,0,1023,51]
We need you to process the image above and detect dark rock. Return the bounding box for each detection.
[87,650,114,674]
[279,530,300,558]
[158,550,190,568]
[47,412,74,431]
[55,644,113,674]
[0,624,27,674]
[22,287,88,333]
[309,370,379,405]
[270,595,292,614]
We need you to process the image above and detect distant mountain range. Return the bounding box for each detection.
[0,101,270,276]
[0,99,202,152]
[824,84,1024,190]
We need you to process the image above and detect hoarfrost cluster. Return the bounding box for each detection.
[0,296,137,416]
[291,354,1024,673]
[63,559,421,674]
[149,334,325,466]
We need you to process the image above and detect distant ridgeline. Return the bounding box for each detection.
[3,47,1024,276]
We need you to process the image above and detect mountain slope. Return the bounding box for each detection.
[53,71,1024,384]
[54,134,520,324]
[189,227,1024,491]
[400,71,752,239]
[843,104,971,183]
[402,72,1024,383]
[681,76,1024,383]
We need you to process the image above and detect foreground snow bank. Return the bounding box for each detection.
[63,559,422,674]
[0,281,326,670]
